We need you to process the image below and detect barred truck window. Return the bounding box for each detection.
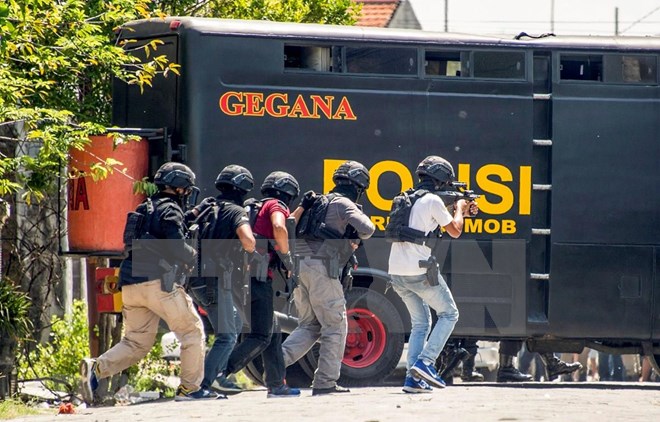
[604,54,658,84]
[473,51,525,79]
[345,47,418,76]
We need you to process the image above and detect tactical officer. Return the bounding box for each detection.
[224,171,301,398]
[81,162,216,403]
[282,160,375,396]
[460,339,484,382]
[387,155,478,393]
[497,340,582,382]
[186,164,257,396]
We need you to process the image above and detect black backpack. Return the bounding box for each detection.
[122,197,172,248]
[193,199,222,241]
[244,197,277,254]
[243,197,285,229]
[296,193,342,240]
[384,189,431,244]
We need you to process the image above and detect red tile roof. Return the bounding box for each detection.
[355,0,400,28]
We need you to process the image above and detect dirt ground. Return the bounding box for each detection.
[12,382,660,422]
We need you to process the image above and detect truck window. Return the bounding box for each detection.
[604,54,658,84]
[472,51,525,79]
[560,54,603,81]
[284,45,333,72]
[345,47,417,75]
[424,51,464,77]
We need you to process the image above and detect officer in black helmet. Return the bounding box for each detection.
[224,171,301,398]
[387,155,478,393]
[282,160,375,396]
[81,162,217,403]
[186,164,257,396]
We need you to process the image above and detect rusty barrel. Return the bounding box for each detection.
[68,135,148,254]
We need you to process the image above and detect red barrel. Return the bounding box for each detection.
[68,135,148,254]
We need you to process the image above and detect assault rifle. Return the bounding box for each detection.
[340,226,360,292]
[434,182,480,217]
[435,181,480,202]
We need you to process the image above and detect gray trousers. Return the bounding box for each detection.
[281,258,347,389]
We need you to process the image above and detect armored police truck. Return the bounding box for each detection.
[110,17,660,386]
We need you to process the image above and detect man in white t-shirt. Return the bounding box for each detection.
[388,155,478,393]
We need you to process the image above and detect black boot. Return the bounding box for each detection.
[439,347,470,379]
[461,354,485,382]
[497,354,533,382]
[540,353,583,380]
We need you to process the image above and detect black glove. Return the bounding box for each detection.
[194,197,215,215]
[277,251,295,273]
[248,250,264,263]
[298,190,317,211]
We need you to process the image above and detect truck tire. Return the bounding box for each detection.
[243,287,405,387]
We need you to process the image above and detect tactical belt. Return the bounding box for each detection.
[299,255,341,278]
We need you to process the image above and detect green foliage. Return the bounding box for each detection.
[200,0,361,24]
[0,281,32,340]
[133,177,159,196]
[155,0,360,24]
[0,0,359,201]
[16,301,89,389]
[126,335,178,396]
[0,399,44,419]
[0,0,176,200]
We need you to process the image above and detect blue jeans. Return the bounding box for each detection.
[390,272,459,376]
[188,278,241,388]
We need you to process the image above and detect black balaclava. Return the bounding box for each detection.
[262,189,294,208]
[217,186,247,205]
[330,183,362,203]
[416,176,447,192]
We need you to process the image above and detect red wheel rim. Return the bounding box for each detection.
[343,307,387,368]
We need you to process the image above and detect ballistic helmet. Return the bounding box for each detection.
[261,171,300,199]
[332,160,370,189]
[215,165,254,192]
[416,156,455,184]
[153,162,196,189]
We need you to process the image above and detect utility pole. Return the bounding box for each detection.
[444,0,448,32]
[550,0,555,33]
[615,7,619,36]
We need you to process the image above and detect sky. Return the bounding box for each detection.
[411,0,660,36]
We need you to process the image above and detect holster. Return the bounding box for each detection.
[218,257,234,290]
[419,257,440,287]
[253,254,269,282]
[426,265,440,287]
[324,255,341,279]
[159,259,178,293]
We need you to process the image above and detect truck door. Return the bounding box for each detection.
[548,51,658,340]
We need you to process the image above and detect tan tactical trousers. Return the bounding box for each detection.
[95,279,205,391]
[281,259,347,389]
